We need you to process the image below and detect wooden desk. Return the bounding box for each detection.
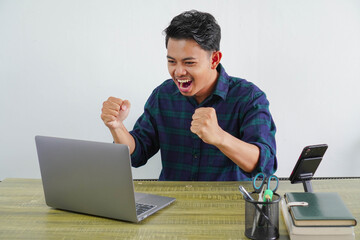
[0,178,358,239]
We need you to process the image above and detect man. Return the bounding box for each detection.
[101,10,277,181]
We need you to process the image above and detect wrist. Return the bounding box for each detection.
[213,128,227,147]
[110,123,128,143]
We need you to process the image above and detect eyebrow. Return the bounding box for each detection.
[167,55,197,61]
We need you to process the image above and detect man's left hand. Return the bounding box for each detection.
[190,107,225,145]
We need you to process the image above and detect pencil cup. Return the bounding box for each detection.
[244,192,280,240]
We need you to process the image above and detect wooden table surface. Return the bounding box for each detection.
[0,178,358,239]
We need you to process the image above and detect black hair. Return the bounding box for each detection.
[164,10,221,52]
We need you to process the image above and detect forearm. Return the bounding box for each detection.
[110,123,136,154]
[215,130,260,173]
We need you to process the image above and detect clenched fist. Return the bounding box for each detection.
[101,97,131,130]
[190,107,224,146]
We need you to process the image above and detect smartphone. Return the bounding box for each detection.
[289,144,328,183]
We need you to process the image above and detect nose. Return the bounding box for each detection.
[175,64,186,77]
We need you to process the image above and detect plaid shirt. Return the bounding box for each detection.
[130,64,277,181]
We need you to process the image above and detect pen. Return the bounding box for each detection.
[253,186,264,235]
[239,185,261,235]
[263,189,273,202]
[238,185,254,201]
[258,198,271,226]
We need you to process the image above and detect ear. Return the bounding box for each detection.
[211,51,222,69]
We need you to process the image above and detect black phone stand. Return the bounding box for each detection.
[289,144,328,193]
[290,157,323,192]
[298,173,313,192]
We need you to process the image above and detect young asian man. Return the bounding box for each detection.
[101,10,277,181]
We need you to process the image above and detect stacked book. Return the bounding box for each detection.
[281,192,357,240]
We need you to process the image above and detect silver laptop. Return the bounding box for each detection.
[35,135,175,223]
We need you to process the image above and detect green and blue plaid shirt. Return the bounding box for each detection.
[130,64,277,181]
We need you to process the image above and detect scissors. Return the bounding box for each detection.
[252,172,279,202]
[250,173,279,235]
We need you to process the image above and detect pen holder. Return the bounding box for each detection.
[244,192,280,240]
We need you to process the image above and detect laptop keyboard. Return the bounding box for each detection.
[136,203,157,216]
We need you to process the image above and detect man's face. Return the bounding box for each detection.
[167,38,219,104]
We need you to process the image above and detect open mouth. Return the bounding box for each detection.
[177,79,193,93]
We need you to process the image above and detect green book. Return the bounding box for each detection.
[285,192,357,227]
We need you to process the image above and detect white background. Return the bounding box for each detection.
[1,0,360,180]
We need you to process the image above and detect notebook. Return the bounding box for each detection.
[35,135,175,223]
[285,192,357,227]
[280,198,355,240]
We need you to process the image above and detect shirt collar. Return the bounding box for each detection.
[171,63,230,101]
[212,63,230,101]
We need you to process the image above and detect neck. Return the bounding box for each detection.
[194,69,219,104]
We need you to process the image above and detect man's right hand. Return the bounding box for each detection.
[101,97,131,130]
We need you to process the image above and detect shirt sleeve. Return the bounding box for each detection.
[240,90,277,177]
[129,91,160,168]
